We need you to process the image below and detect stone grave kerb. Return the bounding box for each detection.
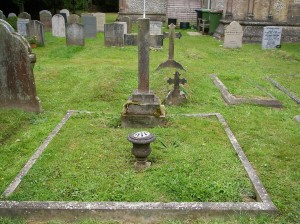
[156,23,185,71]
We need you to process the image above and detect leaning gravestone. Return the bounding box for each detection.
[92,12,105,32]
[224,21,243,48]
[52,14,65,37]
[119,16,132,33]
[68,14,80,24]
[29,20,45,46]
[60,9,69,22]
[8,13,17,18]
[17,18,29,36]
[66,23,84,46]
[0,20,42,112]
[104,22,127,47]
[82,15,97,38]
[59,13,67,23]
[39,10,52,31]
[150,21,162,35]
[262,26,282,49]
[18,12,31,20]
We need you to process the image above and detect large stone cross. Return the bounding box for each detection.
[167,71,187,95]
[156,23,185,71]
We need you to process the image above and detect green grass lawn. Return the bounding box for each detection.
[0,13,300,223]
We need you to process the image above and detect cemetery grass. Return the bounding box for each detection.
[0,20,299,223]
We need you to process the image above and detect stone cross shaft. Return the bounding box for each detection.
[138,18,150,93]
[167,71,187,94]
[164,23,182,60]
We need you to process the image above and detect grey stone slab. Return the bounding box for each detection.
[124,33,137,46]
[29,20,45,46]
[18,12,31,20]
[8,13,16,18]
[0,111,277,222]
[82,15,96,38]
[262,26,282,49]
[224,21,243,48]
[92,12,105,32]
[294,115,300,122]
[68,14,80,24]
[104,22,127,47]
[59,13,67,23]
[211,74,283,108]
[17,18,29,37]
[150,21,162,35]
[52,14,65,37]
[66,23,84,46]
[119,16,132,33]
[39,10,52,31]
[59,9,70,19]
[0,19,42,112]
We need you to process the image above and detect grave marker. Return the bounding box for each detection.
[92,12,105,32]
[165,71,187,105]
[8,13,17,18]
[59,13,67,23]
[17,18,29,36]
[224,21,243,48]
[68,14,80,24]
[66,23,84,46]
[29,20,45,46]
[0,10,5,20]
[60,9,70,20]
[156,23,184,71]
[52,14,65,37]
[18,12,31,20]
[104,22,127,47]
[150,21,162,35]
[262,26,282,49]
[82,15,97,38]
[0,20,42,112]
[119,16,132,33]
[39,10,52,31]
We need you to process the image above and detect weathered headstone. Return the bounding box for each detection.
[39,10,52,31]
[59,13,67,23]
[17,18,29,36]
[60,9,70,19]
[121,18,166,128]
[104,22,127,47]
[156,24,184,71]
[262,26,282,49]
[0,10,5,20]
[92,12,105,32]
[18,12,31,20]
[0,20,42,112]
[119,16,132,33]
[8,13,17,18]
[29,20,45,46]
[52,14,65,37]
[224,21,243,48]
[165,71,187,105]
[68,14,80,24]
[150,21,162,35]
[66,23,84,46]
[82,15,97,38]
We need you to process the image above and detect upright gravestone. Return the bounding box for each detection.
[82,15,97,38]
[223,21,243,48]
[17,18,29,37]
[104,22,127,47]
[119,16,132,33]
[92,12,105,32]
[52,14,65,37]
[18,12,31,20]
[8,13,17,18]
[59,13,67,23]
[29,20,45,46]
[0,10,5,20]
[121,18,166,128]
[66,23,84,46]
[165,71,187,105]
[68,14,80,24]
[60,9,70,22]
[262,26,282,49]
[0,20,42,112]
[39,10,52,31]
[150,21,162,35]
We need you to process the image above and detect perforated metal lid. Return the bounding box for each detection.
[128,131,156,144]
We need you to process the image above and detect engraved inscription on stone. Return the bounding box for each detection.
[262,26,282,49]
[224,21,243,48]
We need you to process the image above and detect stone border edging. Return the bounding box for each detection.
[0,111,277,223]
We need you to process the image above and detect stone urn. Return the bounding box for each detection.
[128,131,156,170]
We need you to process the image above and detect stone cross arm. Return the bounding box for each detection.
[163,23,182,39]
[163,31,182,39]
[167,71,187,91]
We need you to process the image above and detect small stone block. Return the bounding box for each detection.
[134,161,151,170]
[121,113,167,128]
[294,115,300,122]
[131,90,156,103]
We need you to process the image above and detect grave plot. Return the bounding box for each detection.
[267,74,300,104]
[211,74,283,108]
[0,111,276,222]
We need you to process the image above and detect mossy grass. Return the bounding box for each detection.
[0,13,299,223]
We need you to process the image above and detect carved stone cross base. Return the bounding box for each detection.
[121,90,167,128]
[165,90,187,106]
